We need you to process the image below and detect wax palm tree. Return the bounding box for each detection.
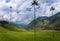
[50,6,55,11]
[32,0,38,41]
[50,6,55,16]
[32,0,38,5]
[50,6,55,40]
[9,6,12,24]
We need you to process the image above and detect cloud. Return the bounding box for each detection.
[0,0,60,25]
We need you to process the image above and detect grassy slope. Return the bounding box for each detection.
[0,23,26,32]
[0,30,60,41]
[0,26,9,33]
[2,23,26,32]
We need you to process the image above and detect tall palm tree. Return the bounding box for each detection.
[32,0,38,41]
[50,6,55,16]
[50,6,55,41]
[9,6,12,24]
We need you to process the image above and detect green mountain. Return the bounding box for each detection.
[48,12,60,23]
[27,12,60,30]
[27,16,49,30]
[49,19,60,30]
[49,12,60,30]
[0,20,26,32]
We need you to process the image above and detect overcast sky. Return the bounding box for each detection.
[0,0,60,25]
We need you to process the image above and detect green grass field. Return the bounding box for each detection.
[0,30,60,41]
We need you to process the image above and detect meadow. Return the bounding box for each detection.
[0,30,60,41]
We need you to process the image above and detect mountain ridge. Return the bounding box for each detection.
[27,12,60,30]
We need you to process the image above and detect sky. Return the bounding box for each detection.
[0,0,60,25]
